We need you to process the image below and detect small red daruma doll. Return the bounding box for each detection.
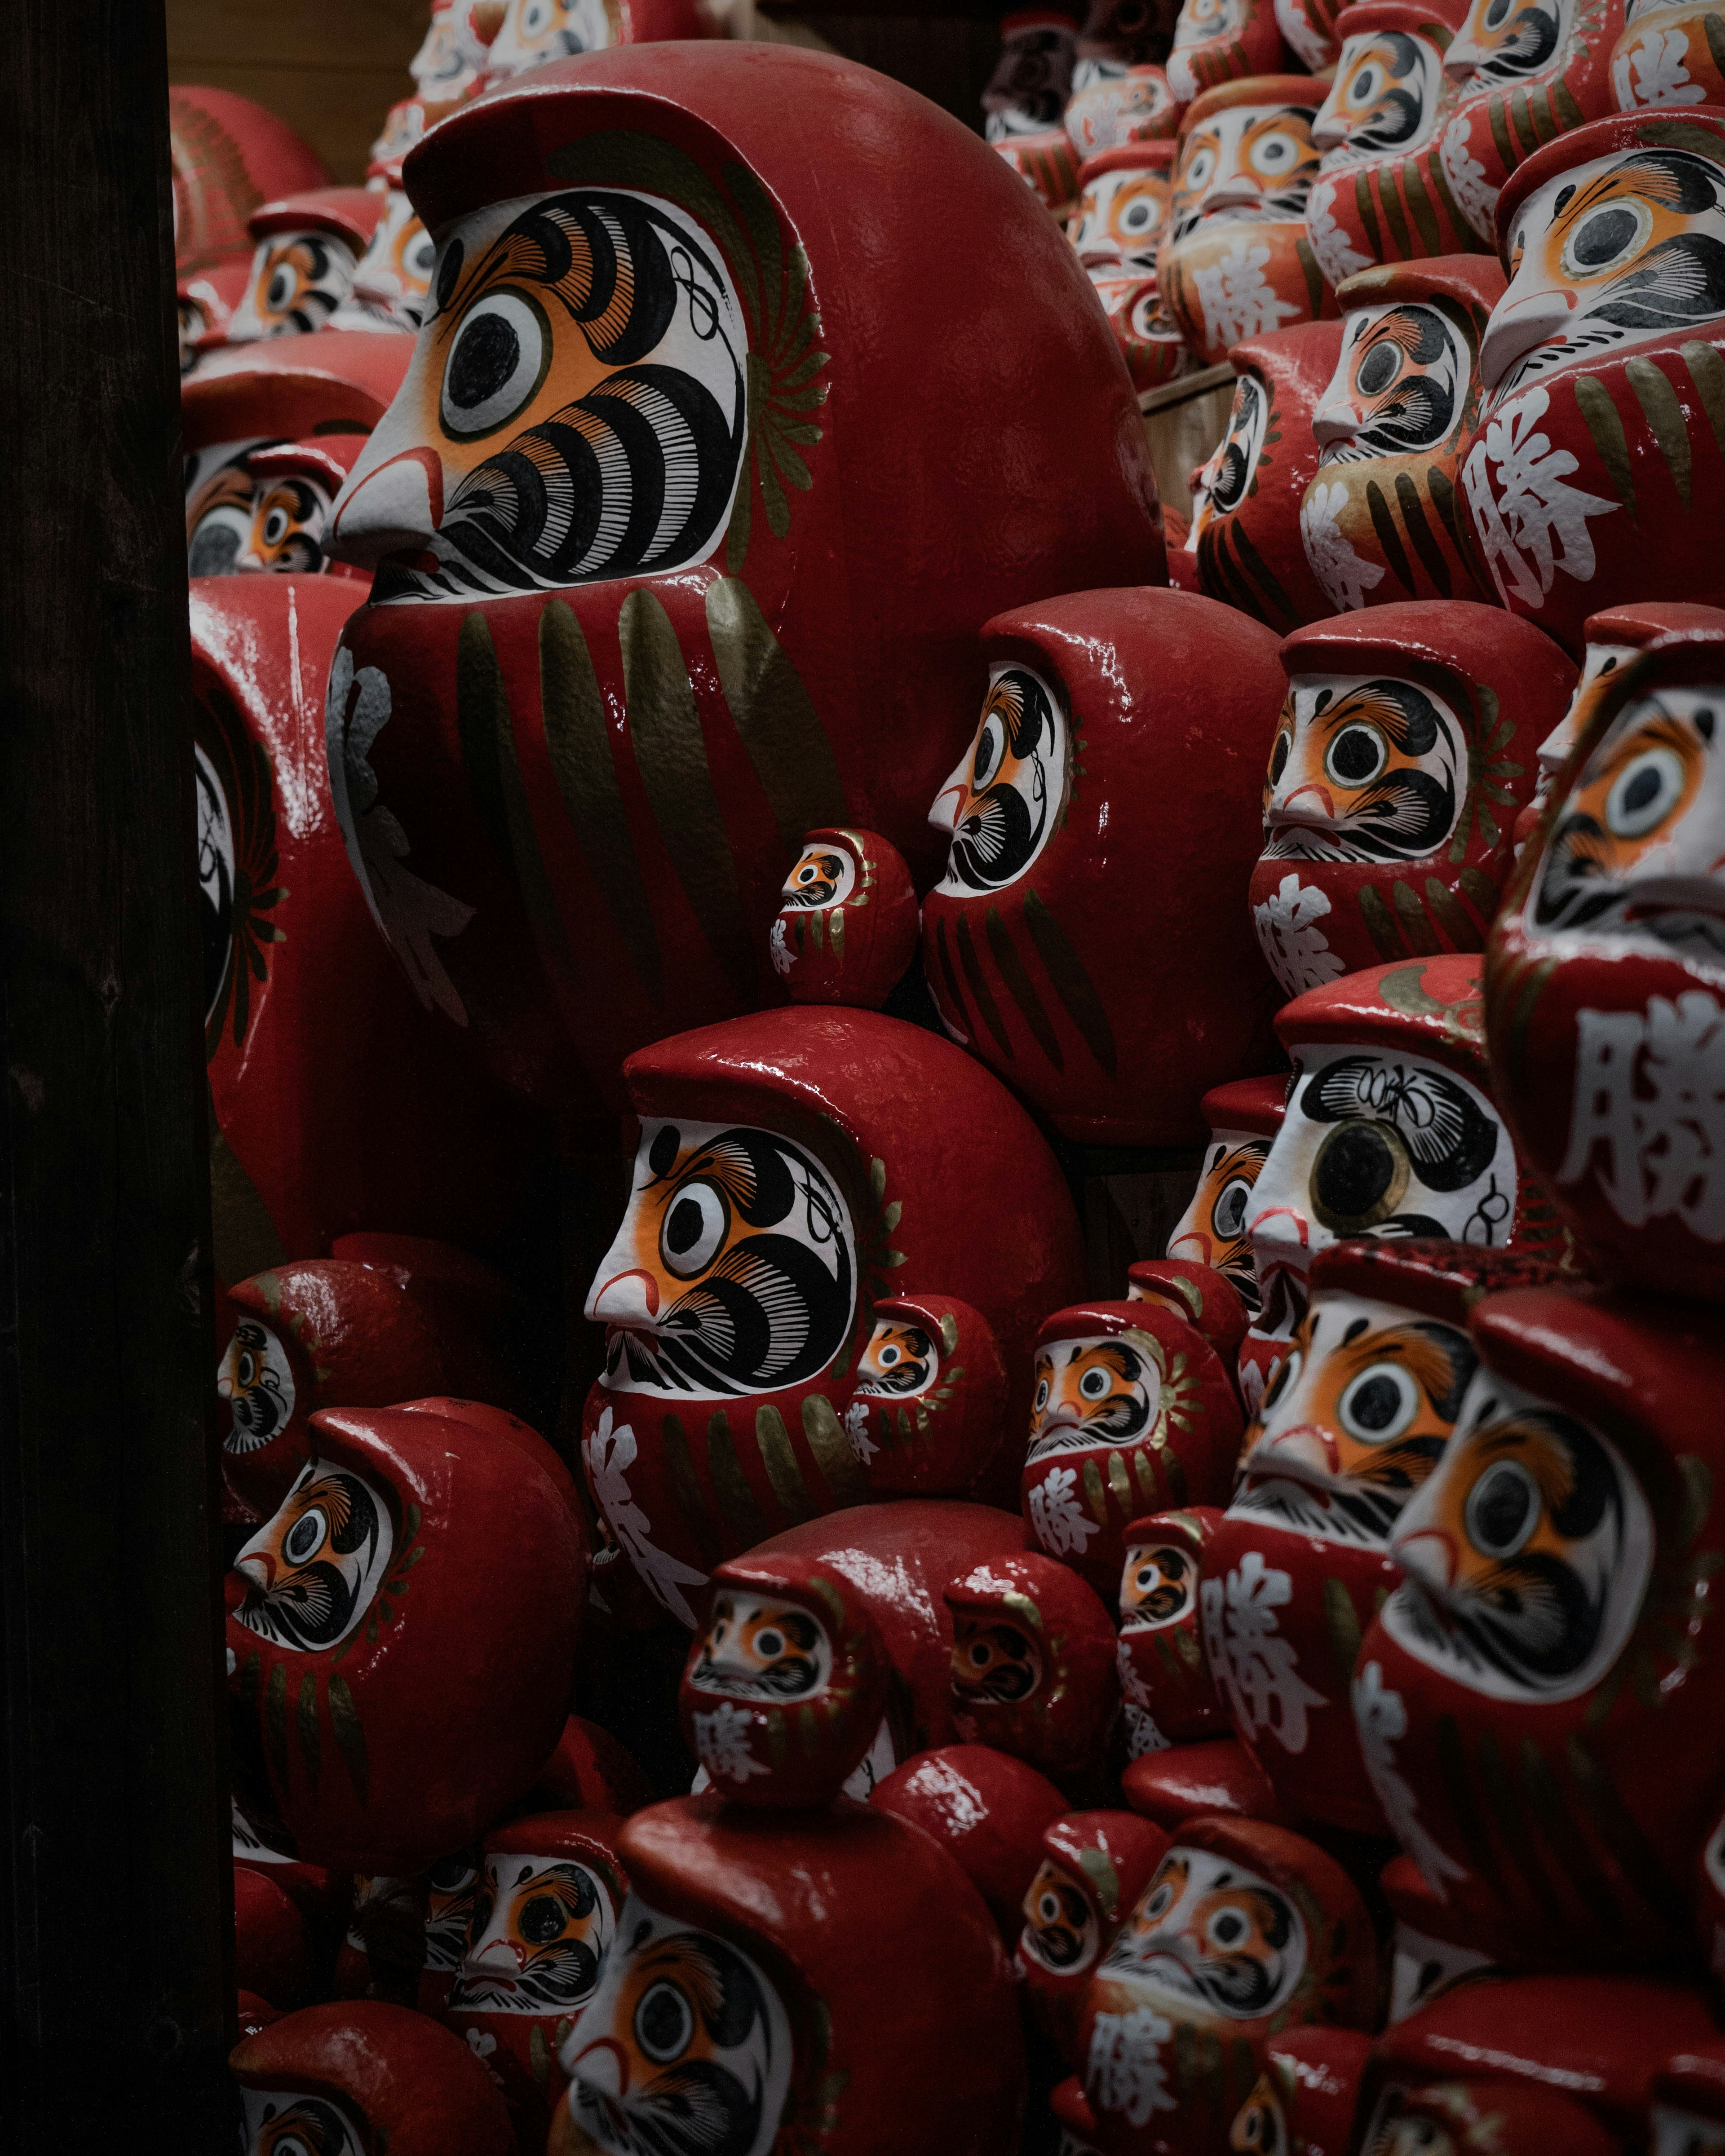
[227,1403,584,1875]
[1354,1281,1725,1967]
[1486,625,1725,1303]
[767,826,919,1010]
[550,1786,1026,2156]
[233,1999,512,2156]
[841,1293,1009,1498]
[922,587,1286,1149]
[677,1551,891,1810]
[1252,600,1573,996]
[1019,1810,1170,2066]
[224,186,385,343]
[1116,1507,1232,1754]
[1078,1815,1379,2153]
[1161,1073,1288,1319]
[944,1552,1121,1782]
[1022,1300,1243,1602]
[1166,0,1293,103]
[443,1811,631,2147]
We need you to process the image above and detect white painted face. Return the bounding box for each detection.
[230,1457,396,1654]
[1485,143,1725,399]
[1247,1043,1518,1296]
[853,1317,940,1399]
[1312,303,1471,466]
[1528,681,1725,963]
[1069,166,1172,276]
[1101,1846,1307,2021]
[1537,638,1637,791]
[561,1894,794,2156]
[410,0,497,102]
[1385,1920,1495,2023]
[1444,0,1566,87]
[586,1118,856,1399]
[778,839,857,912]
[1168,104,1322,243]
[487,0,617,76]
[449,1850,618,2015]
[1119,1536,1200,1630]
[219,1317,297,1454]
[226,228,363,341]
[1384,1366,1654,1703]
[1232,1288,1477,1549]
[1263,673,1469,864]
[1314,26,1445,163]
[241,2086,366,2155]
[1030,1331,1166,1459]
[929,662,1069,897]
[330,189,439,333]
[687,1591,835,1701]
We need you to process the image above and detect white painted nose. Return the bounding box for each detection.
[329,447,441,566]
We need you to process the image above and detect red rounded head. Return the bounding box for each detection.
[944,1552,1120,1778]
[769,826,919,1009]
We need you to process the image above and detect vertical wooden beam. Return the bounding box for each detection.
[0,1,232,2140]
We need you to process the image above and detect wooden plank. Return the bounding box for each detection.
[0,0,232,2138]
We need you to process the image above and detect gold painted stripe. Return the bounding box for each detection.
[1573,374,1637,520]
[932,916,971,1038]
[1230,520,1302,633]
[986,905,1063,1068]
[1426,150,1474,248]
[1681,340,1725,455]
[1518,1736,1622,1933]
[1424,876,1477,947]
[1295,236,1325,322]
[1321,1576,1362,1687]
[1393,879,1442,956]
[706,576,849,850]
[1366,478,1416,595]
[1081,1456,1110,1522]
[1396,473,1451,595]
[1475,1727,1567,1929]
[803,1392,871,1505]
[706,1409,767,1549]
[662,1412,723,1569]
[1459,864,1502,919]
[1402,157,1440,255]
[540,600,663,1003]
[621,589,756,1003]
[1153,1437,1188,1507]
[328,1674,369,1802]
[1358,883,1408,960]
[1566,1732,1692,1934]
[1626,354,1691,509]
[1023,888,1117,1074]
[755,1405,820,1524]
[957,913,1014,1058]
[1353,169,1383,260]
[208,1085,287,1285]
[1707,8,1725,75]
[264,1662,290,1790]
[1106,1449,1134,1515]
[1426,465,1465,556]
[1489,95,1517,180]
[1553,79,1583,130]
[1376,168,1412,258]
[1436,1711,1502,1891]
[297,1672,321,1796]
[1133,1447,1161,1509]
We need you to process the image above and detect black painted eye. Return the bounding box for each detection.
[1213,1176,1253,1241]
[1079,1365,1113,1400]
[427,1855,478,1895]
[440,291,548,439]
[1466,1458,1539,1556]
[636,1979,694,2063]
[1269,729,1292,785]
[1310,1120,1411,1231]
[1606,746,1686,837]
[518,1893,568,1945]
[1325,721,1387,787]
[1261,1346,1302,1412]
[973,713,1007,790]
[1357,341,1402,397]
[755,1627,785,1659]
[1485,0,1512,22]
[283,1509,327,1564]
[1562,201,1650,278]
[1339,1362,1420,1440]
[1207,1907,1248,1948]
[661,1181,728,1279]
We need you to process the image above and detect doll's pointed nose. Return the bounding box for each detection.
[588,1268,662,1325]
[1274,782,1337,823]
[929,764,968,835]
[329,446,444,566]
[235,1553,273,1593]
[1203,176,1261,215]
[1312,401,1367,446]
[1392,1525,1456,1590]
[1444,38,1482,78]
[1313,107,1351,153]
[1265,1422,1339,1476]
[1481,287,1576,393]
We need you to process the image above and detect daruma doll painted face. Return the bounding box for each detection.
[319,43,1164,1119]
[1252,598,1573,996]
[944,1551,1121,1780]
[1355,1282,1725,1967]
[1116,1506,1233,1751]
[226,189,384,343]
[580,1005,1083,1624]
[1163,1074,1287,1315]
[1168,0,1293,103]
[1159,80,1336,369]
[1018,1810,1169,2066]
[1486,624,1725,1300]
[1463,110,1725,653]
[1299,255,1504,613]
[922,588,1285,1149]
[767,826,919,1010]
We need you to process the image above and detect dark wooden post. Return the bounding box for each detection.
[0,1,233,2140]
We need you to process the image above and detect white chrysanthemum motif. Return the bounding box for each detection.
[1304,178,1373,285]
[1275,0,1335,71]
[1439,111,1496,241]
[843,1396,880,1464]
[693,1701,771,1785]
[1613,26,1707,104]
[1028,1465,1100,1557]
[582,1405,709,1626]
[1193,239,1302,352]
[1354,1659,1468,1897]
[768,918,793,977]
[1253,870,1346,996]
[1302,479,1387,612]
[324,644,476,1025]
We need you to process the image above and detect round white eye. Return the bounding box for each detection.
[260,504,294,548]
[264,261,300,314]
[524,0,557,31]
[1133,1560,1163,1595]
[402,226,437,286]
[440,289,549,440]
[1145,1880,1175,1920]
[1465,1458,1540,1557]
[659,1180,728,1280]
[1206,1906,1250,1949]
[1561,197,1652,280]
[1604,744,1687,838]
[1079,1365,1113,1400]
[1325,721,1388,789]
[283,1509,327,1564]
[635,1979,694,2064]
[1185,145,1217,190]
[1356,340,1403,397]
[879,1343,901,1366]
[1349,61,1384,105]
[755,1628,784,1659]
[188,504,252,579]
[1338,1361,1420,1441]
[1250,130,1300,174]
[1212,1175,1253,1241]
[1038,1890,1062,1922]
[1261,1346,1303,1414]
[1034,1377,1051,1412]
[1485,0,1513,23]
[972,713,1007,791]
[1120,194,1159,234]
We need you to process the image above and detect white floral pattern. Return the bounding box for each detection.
[1088,2006,1177,2124]
[582,1405,709,1626]
[1200,1551,1327,1754]
[1354,1659,1468,1897]
[1462,386,1618,605]
[1304,177,1373,285]
[1612,26,1707,105]
[1253,870,1347,996]
[1438,111,1496,242]
[843,1395,880,1464]
[1192,238,1303,352]
[1301,478,1386,611]
[768,918,793,977]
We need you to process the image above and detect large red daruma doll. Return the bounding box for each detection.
[170,86,330,274]
[321,42,1165,1117]
[921,588,1285,1148]
[1487,626,1725,1303]
[579,1006,1084,1624]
